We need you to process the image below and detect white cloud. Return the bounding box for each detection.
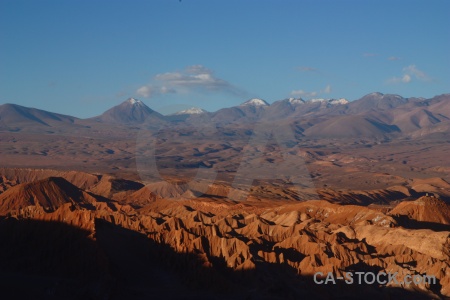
[403,65,430,81]
[160,86,175,94]
[402,74,411,83]
[186,64,211,74]
[136,86,152,97]
[136,85,176,98]
[291,89,317,98]
[387,64,431,84]
[290,84,331,98]
[136,65,245,98]
[388,56,401,61]
[388,74,412,84]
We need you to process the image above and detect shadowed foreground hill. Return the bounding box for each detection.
[0,218,111,300]
[0,217,443,300]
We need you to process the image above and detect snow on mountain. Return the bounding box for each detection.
[240,98,270,107]
[308,98,349,105]
[287,98,305,105]
[172,107,207,115]
[127,98,142,105]
[93,98,164,124]
[329,98,349,105]
[368,92,384,98]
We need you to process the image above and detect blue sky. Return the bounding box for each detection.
[1,0,449,117]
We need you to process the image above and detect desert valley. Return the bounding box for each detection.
[0,93,449,299]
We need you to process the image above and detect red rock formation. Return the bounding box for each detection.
[390,196,450,225]
[1,175,449,298]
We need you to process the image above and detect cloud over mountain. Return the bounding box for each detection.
[290,84,332,98]
[388,65,431,84]
[136,65,246,98]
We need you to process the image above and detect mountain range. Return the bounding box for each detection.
[1,92,449,139]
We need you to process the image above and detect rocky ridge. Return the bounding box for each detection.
[0,174,448,299]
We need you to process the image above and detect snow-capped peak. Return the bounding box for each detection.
[308,98,348,105]
[287,98,305,104]
[329,98,349,105]
[127,98,142,105]
[240,98,270,107]
[367,92,384,98]
[172,107,207,115]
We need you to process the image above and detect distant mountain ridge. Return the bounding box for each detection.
[90,98,165,124]
[1,92,449,138]
[0,103,77,127]
[240,98,270,107]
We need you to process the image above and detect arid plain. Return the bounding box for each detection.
[1,93,450,299]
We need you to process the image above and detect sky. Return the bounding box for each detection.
[0,0,449,118]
